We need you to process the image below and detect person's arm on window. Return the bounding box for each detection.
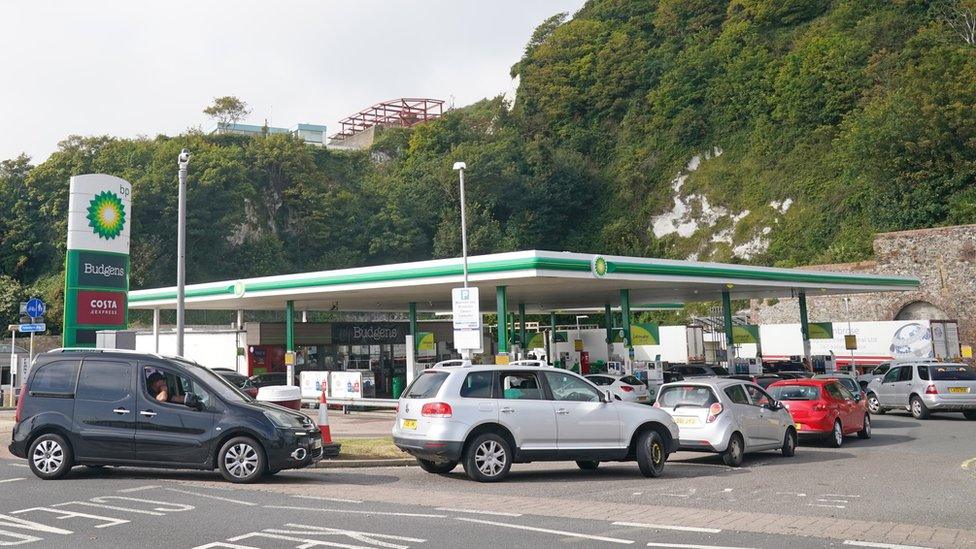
[156,389,169,402]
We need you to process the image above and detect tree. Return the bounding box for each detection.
[204,96,251,127]
[932,0,976,46]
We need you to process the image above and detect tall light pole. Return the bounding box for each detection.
[176,149,190,356]
[452,162,469,288]
[844,296,855,372]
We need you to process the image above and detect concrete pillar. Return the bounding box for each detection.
[285,300,295,386]
[518,302,527,357]
[407,302,418,387]
[799,291,812,367]
[722,290,735,364]
[153,309,160,353]
[236,309,244,330]
[496,287,508,354]
[549,312,557,365]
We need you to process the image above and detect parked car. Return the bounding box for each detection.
[585,374,652,403]
[728,374,782,389]
[666,364,730,377]
[9,349,326,483]
[814,373,866,403]
[866,362,976,420]
[393,362,680,482]
[654,378,796,467]
[249,372,299,388]
[857,358,939,390]
[217,370,259,398]
[768,378,871,447]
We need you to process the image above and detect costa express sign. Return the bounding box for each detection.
[75,290,127,326]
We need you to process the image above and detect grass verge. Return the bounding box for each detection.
[334,437,409,460]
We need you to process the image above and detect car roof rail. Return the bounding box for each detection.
[433,359,472,368]
[508,359,550,368]
[47,347,164,359]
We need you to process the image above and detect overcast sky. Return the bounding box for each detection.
[0,0,585,163]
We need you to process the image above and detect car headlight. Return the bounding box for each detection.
[264,410,305,429]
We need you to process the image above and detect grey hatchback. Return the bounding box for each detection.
[865,362,976,420]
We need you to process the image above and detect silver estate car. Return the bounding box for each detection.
[655,378,797,467]
[866,362,976,420]
[392,361,680,482]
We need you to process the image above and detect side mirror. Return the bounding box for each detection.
[185,392,204,410]
[853,394,862,402]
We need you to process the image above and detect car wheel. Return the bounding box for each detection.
[828,419,843,448]
[721,433,744,467]
[263,468,280,476]
[910,396,930,420]
[28,434,73,480]
[417,458,458,474]
[964,410,976,421]
[866,393,884,414]
[463,433,511,483]
[218,437,266,484]
[781,428,797,457]
[858,414,872,439]
[576,460,600,471]
[636,430,667,477]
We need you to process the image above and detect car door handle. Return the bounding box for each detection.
[139,410,157,418]
[556,408,570,415]
[500,407,515,413]
[112,408,130,415]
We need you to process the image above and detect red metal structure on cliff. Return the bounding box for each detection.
[330,98,445,140]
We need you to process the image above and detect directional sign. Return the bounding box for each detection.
[25,298,46,318]
[18,323,46,333]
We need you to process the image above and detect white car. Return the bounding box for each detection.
[586,374,652,403]
[392,361,680,482]
[655,378,797,467]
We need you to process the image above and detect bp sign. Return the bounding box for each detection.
[63,174,132,347]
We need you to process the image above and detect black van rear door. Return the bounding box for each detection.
[72,359,136,461]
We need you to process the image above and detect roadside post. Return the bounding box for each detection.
[176,149,190,356]
[24,297,46,364]
[452,287,481,361]
[5,325,15,408]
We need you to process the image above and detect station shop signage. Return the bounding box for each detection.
[332,322,406,345]
[612,324,660,345]
[63,174,132,347]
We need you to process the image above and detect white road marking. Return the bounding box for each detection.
[0,478,24,484]
[816,499,849,504]
[808,503,846,509]
[54,501,166,516]
[293,494,363,504]
[823,494,861,498]
[265,505,446,518]
[776,492,806,497]
[722,488,733,492]
[454,517,634,545]
[276,524,425,547]
[613,521,721,534]
[842,541,933,549]
[12,507,129,528]
[117,485,161,493]
[436,508,522,517]
[0,512,73,534]
[8,463,27,468]
[659,494,690,498]
[165,488,257,506]
[647,541,751,549]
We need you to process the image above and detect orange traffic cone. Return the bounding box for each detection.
[318,387,333,444]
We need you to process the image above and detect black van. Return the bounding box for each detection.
[9,349,332,483]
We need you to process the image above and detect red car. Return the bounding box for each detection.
[767,378,871,448]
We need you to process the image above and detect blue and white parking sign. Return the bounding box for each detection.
[25,298,45,318]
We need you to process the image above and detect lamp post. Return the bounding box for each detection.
[176,149,190,357]
[452,162,469,289]
[844,296,855,372]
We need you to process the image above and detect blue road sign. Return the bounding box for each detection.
[18,323,46,333]
[25,298,46,318]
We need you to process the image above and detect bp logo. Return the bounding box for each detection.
[591,256,609,277]
[86,191,126,240]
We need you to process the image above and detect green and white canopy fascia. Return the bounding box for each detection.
[128,250,918,313]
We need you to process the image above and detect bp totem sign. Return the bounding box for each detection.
[63,175,132,347]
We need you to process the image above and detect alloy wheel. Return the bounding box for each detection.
[864,416,871,436]
[834,421,843,446]
[474,440,506,477]
[224,443,259,479]
[32,440,64,474]
[868,395,880,413]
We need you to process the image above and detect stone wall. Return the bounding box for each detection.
[753,224,976,347]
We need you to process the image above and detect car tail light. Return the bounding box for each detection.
[14,385,26,423]
[706,402,723,423]
[620,385,634,392]
[925,384,938,395]
[421,402,452,418]
[813,403,828,411]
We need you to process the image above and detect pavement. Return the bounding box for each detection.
[0,410,975,548]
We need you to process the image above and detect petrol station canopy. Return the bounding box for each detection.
[128,250,919,313]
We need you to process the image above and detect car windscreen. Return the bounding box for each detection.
[404,371,449,398]
[620,375,645,386]
[656,385,718,408]
[836,378,859,393]
[768,384,820,401]
[172,359,251,402]
[709,367,730,376]
[928,365,976,381]
[586,376,612,386]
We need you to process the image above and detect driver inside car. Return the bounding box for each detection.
[146,371,185,404]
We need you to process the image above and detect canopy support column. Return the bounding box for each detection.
[549,312,557,366]
[286,300,295,386]
[799,291,811,369]
[722,290,735,366]
[152,309,160,353]
[620,290,632,348]
[496,287,508,354]
[407,302,418,387]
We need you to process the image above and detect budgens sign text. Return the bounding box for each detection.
[63,174,132,347]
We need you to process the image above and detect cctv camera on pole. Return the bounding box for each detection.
[176,149,190,356]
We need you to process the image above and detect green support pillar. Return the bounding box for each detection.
[508,313,516,348]
[604,303,613,344]
[799,291,811,367]
[496,287,508,354]
[519,302,527,354]
[285,300,295,352]
[721,290,734,364]
[620,290,632,348]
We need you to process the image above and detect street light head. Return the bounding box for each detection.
[452,161,466,171]
[178,149,190,166]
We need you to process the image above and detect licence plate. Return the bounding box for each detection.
[795,423,802,431]
[402,419,418,430]
[949,387,970,394]
[313,439,322,450]
[674,416,700,426]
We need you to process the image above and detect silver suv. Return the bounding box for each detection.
[866,362,976,420]
[392,361,680,482]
